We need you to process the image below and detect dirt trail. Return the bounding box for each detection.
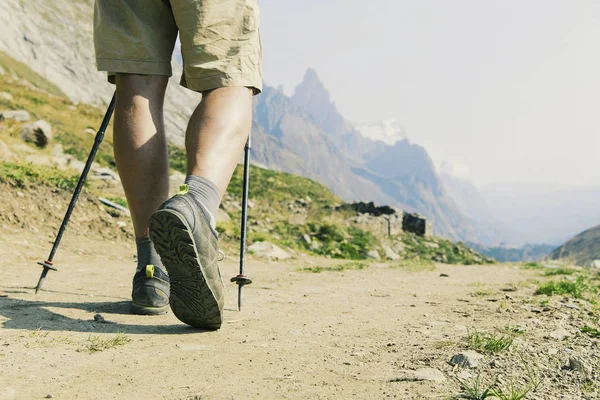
[0,229,597,400]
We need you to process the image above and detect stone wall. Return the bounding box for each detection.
[342,202,432,238]
[402,213,431,237]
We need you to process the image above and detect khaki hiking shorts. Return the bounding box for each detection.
[93,0,262,94]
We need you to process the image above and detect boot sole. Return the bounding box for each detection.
[149,209,222,330]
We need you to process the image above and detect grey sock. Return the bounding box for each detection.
[136,236,164,272]
[185,175,221,228]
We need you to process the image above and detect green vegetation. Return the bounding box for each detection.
[467,329,513,353]
[549,224,600,266]
[581,326,600,338]
[80,332,131,353]
[521,262,544,270]
[400,234,495,265]
[0,51,64,96]
[543,267,576,276]
[504,326,526,335]
[300,261,369,273]
[390,258,436,272]
[453,355,540,400]
[105,196,128,209]
[0,162,80,190]
[228,164,340,206]
[0,63,115,168]
[453,374,496,399]
[535,276,591,299]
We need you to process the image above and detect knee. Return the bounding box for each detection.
[116,74,169,102]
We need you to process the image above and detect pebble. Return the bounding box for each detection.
[567,357,586,373]
[549,327,571,341]
[449,351,484,369]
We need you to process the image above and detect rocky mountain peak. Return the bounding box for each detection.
[291,68,351,136]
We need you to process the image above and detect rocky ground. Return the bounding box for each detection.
[1,187,599,399]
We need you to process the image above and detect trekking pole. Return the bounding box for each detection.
[230,132,252,310]
[35,93,116,294]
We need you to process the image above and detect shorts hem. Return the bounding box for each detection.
[97,58,172,83]
[183,72,262,95]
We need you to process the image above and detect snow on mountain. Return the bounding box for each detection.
[354,119,407,145]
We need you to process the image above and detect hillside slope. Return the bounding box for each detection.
[1,0,485,242]
[549,225,600,267]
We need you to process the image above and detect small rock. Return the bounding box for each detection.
[0,109,30,122]
[440,273,449,277]
[302,234,312,245]
[564,303,580,310]
[92,167,120,181]
[93,313,115,324]
[116,221,127,228]
[423,242,439,249]
[16,191,24,198]
[367,249,381,261]
[548,348,559,356]
[0,92,13,102]
[489,359,502,368]
[248,241,290,260]
[84,127,96,135]
[549,327,571,341]
[450,351,484,369]
[93,314,105,323]
[567,357,586,373]
[20,120,52,147]
[45,395,53,399]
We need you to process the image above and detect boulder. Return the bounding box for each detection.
[0,109,30,122]
[20,120,52,147]
[367,249,381,261]
[590,260,600,269]
[383,246,401,261]
[248,241,290,260]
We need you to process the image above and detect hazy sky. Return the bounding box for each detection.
[258,0,600,188]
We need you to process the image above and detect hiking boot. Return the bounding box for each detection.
[131,264,170,315]
[148,185,224,330]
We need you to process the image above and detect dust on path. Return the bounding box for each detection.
[0,232,587,400]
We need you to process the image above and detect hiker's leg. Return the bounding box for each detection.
[113,74,170,237]
[185,87,253,197]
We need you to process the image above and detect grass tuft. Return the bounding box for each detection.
[80,332,131,353]
[0,162,80,190]
[300,261,369,274]
[581,326,600,338]
[535,276,589,299]
[467,329,513,353]
[543,268,576,277]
